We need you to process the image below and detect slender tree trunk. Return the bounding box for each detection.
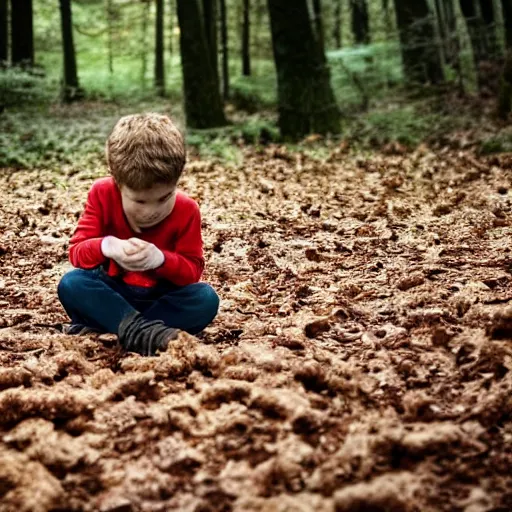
[141,0,150,89]
[155,0,165,95]
[176,0,226,128]
[460,0,488,63]
[219,0,229,98]
[383,0,393,35]
[267,0,340,139]
[503,0,512,47]
[0,0,7,64]
[350,0,370,45]
[479,0,501,57]
[498,47,512,116]
[312,0,326,55]
[202,0,219,91]
[333,0,342,49]
[59,0,82,102]
[106,0,114,77]
[169,0,174,57]
[393,0,444,83]
[242,0,251,76]
[11,0,33,66]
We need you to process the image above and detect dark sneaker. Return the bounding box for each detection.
[118,312,179,357]
[62,323,102,336]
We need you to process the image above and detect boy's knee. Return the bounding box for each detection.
[197,284,220,317]
[57,269,95,300]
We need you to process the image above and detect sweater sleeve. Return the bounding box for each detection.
[153,203,204,286]
[69,184,108,269]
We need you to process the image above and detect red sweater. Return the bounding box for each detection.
[69,177,204,288]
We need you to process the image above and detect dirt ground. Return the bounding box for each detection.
[0,141,512,512]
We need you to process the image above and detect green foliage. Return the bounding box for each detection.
[0,107,116,168]
[0,67,57,108]
[480,132,512,155]
[327,42,403,109]
[187,118,280,162]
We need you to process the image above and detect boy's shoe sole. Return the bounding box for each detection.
[62,324,102,336]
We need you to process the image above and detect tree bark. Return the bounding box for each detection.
[0,0,7,64]
[202,0,219,91]
[479,0,501,57]
[350,0,370,45]
[312,0,326,55]
[498,47,512,117]
[460,0,488,63]
[393,0,444,83]
[169,0,174,57]
[219,0,229,98]
[503,0,512,47]
[176,0,226,128]
[11,0,33,66]
[267,0,340,139]
[59,0,82,102]
[333,0,342,49]
[155,0,165,96]
[242,0,251,76]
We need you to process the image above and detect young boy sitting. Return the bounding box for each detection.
[57,113,219,356]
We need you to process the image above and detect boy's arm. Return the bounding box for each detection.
[69,184,108,269]
[152,205,204,286]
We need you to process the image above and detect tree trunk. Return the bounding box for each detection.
[479,0,501,57]
[202,0,219,91]
[312,0,326,55]
[106,0,114,76]
[503,0,512,47]
[333,0,342,48]
[11,0,33,66]
[59,0,82,102]
[393,0,444,83]
[169,0,174,57]
[155,0,165,96]
[498,47,512,116]
[177,0,226,128]
[140,1,150,89]
[0,0,7,64]
[460,0,488,63]
[219,0,229,98]
[242,0,251,76]
[350,0,370,45]
[267,0,340,139]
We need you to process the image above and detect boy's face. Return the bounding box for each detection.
[120,183,176,232]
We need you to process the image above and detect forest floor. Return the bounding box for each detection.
[1,104,512,511]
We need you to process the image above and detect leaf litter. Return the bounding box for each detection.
[0,143,511,511]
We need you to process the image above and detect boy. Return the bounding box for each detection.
[57,113,219,356]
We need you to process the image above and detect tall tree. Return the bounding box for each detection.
[59,0,82,102]
[312,0,326,54]
[176,0,226,128]
[350,0,370,45]
[393,0,444,83]
[155,0,165,95]
[267,0,340,139]
[333,0,342,49]
[0,0,7,64]
[11,0,33,66]
[460,0,488,65]
[202,0,219,91]
[219,0,229,98]
[502,0,512,47]
[242,0,251,76]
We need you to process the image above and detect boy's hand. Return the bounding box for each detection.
[101,236,163,271]
[120,237,165,271]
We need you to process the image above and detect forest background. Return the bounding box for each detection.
[2,0,512,167]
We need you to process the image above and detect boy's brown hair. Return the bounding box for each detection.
[106,113,186,190]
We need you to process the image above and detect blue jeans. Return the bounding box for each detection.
[57,267,220,335]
